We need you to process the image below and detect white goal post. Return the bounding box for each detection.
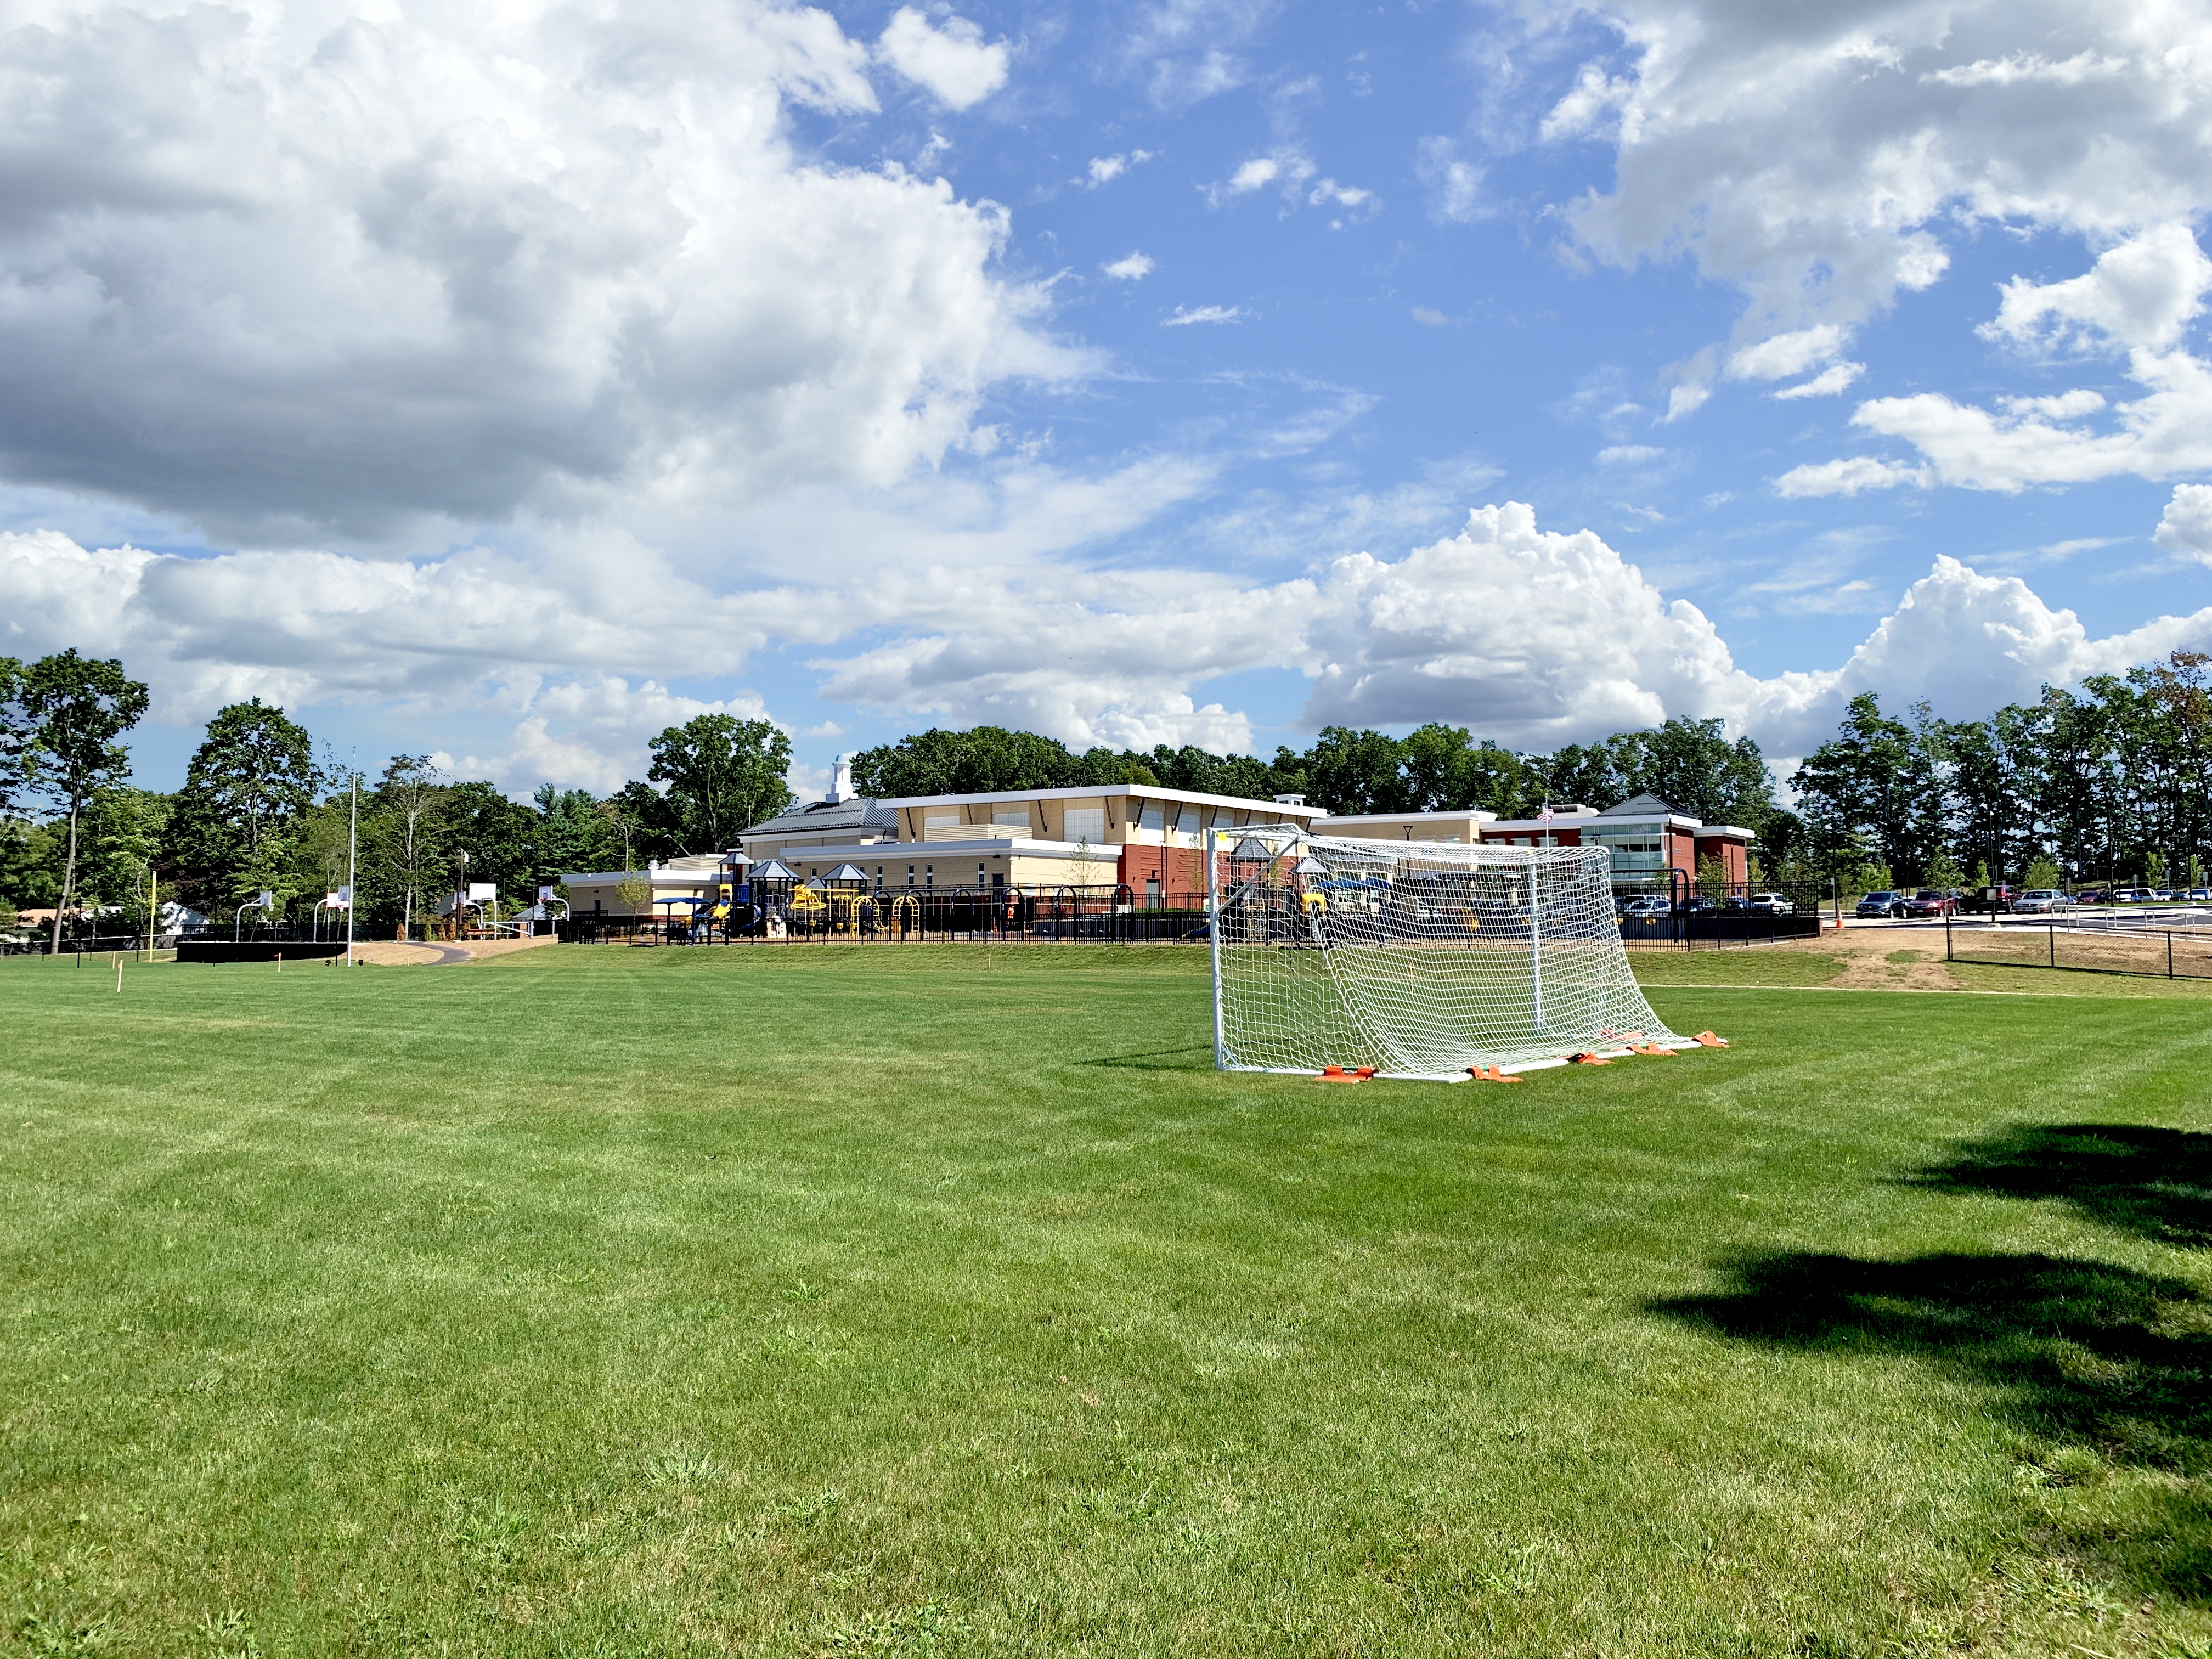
[1206,825,1689,1080]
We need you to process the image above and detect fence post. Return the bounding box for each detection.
[1945,907,1951,961]
[2049,924,2055,969]
[2169,930,2175,979]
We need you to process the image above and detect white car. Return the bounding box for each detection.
[1742,891,1792,914]
[2008,889,2072,913]
[1620,895,1673,918]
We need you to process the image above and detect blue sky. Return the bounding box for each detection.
[3,0,2209,797]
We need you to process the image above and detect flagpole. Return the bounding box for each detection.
[345,759,358,968]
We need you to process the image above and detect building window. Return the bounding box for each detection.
[1176,804,1200,841]
[1064,805,1106,843]
[993,810,1028,830]
[1139,802,1165,833]
[991,872,1005,889]
[925,865,934,888]
[1146,877,1161,907]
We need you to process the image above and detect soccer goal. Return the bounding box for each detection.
[1207,826,1689,1080]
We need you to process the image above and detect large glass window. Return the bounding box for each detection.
[1064,806,1106,843]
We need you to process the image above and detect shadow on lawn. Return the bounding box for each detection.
[1904,1122,2212,1248]
[1082,1045,1212,1070]
[1651,1250,2212,1600]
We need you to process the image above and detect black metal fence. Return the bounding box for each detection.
[1944,913,2212,981]
[560,884,1210,947]
[1610,873,1832,951]
[554,873,1837,950]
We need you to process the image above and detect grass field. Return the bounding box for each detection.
[4,943,2210,1657]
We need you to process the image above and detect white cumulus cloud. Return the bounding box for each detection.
[1164,305,1246,326]
[1553,0,2212,424]
[2155,484,2212,565]
[1102,252,1156,281]
[0,0,1063,547]
[877,7,1011,110]
[1774,458,1931,497]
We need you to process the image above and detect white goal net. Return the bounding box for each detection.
[1208,826,1688,1079]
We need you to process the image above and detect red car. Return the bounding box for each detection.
[1903,889,1956,917]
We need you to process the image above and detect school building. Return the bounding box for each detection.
[737,781,1328,903]
[1314,792,1756,886]
[563,778,1756,915]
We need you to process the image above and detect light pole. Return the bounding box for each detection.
[345,762,359,967]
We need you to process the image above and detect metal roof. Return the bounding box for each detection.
[740,797,899,839]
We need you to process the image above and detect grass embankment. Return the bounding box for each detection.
[3,945,2208,1656]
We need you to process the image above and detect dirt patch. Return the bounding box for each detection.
[1726,928,1965,991]
[348,934,560,967]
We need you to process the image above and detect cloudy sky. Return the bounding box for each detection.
[3,0,2211,797]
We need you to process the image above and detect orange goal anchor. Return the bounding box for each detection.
[1316,1065,1377,1083]
[1467,1064,1524,1083]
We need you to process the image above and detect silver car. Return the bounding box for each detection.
[2008,889,2072,913]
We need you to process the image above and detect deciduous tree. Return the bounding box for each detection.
[20,650,149,951]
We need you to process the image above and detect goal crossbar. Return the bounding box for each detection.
[1206,825,1686,1080]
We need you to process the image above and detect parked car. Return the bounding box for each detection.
[2074,888,2108,905]
[2186,888,2212,902]
[2111,887,2153,904]
[2009,889,2072,913]
[1741,891,1792,914]
[1959,885,2015,913]
[1903,889,1956,917]
[1855,890,1907,918]
[1620,895,1673,918]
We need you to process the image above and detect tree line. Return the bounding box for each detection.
[9,644,2204,939]
[854,651,2212,894]
[0,650,795,939]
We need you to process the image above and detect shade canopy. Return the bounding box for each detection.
[752,859,799,881]
[823,864,869,882]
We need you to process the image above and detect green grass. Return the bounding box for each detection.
[4,944,2210,1657]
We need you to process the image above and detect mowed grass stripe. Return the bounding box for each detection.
[2,947,2207,1656]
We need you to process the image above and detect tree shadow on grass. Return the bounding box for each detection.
[1904,1124,2212,1248]
[1080,1046,1213,1070]
[1651,1250,2212,1601]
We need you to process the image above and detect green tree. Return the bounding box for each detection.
[80,787,171,932]
[20,650,150,951]
[533,785,622,880]
[1301,727,1404,814]
[0,815,60,913]
[849,726,1080,798]
[1695,852,1729,904]
[2022,855,2062,891]
[444,782,540,907]
[1792,694,1945,885]
[170,698,321,918]
[646,715,794,853]
[0,656,26,813]
[1632,718,1774,826]
[365,755,448,936]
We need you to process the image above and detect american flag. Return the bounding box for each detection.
[1538,804,1554,823]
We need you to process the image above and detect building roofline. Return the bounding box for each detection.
[1315,809,1503,826]
[875,783,1324,815]
[764,837,1116,861]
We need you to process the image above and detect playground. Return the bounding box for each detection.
[4,945,2209,1655]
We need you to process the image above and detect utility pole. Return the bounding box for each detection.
[346,760,359,968]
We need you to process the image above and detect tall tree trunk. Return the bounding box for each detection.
[51,798,78,955]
